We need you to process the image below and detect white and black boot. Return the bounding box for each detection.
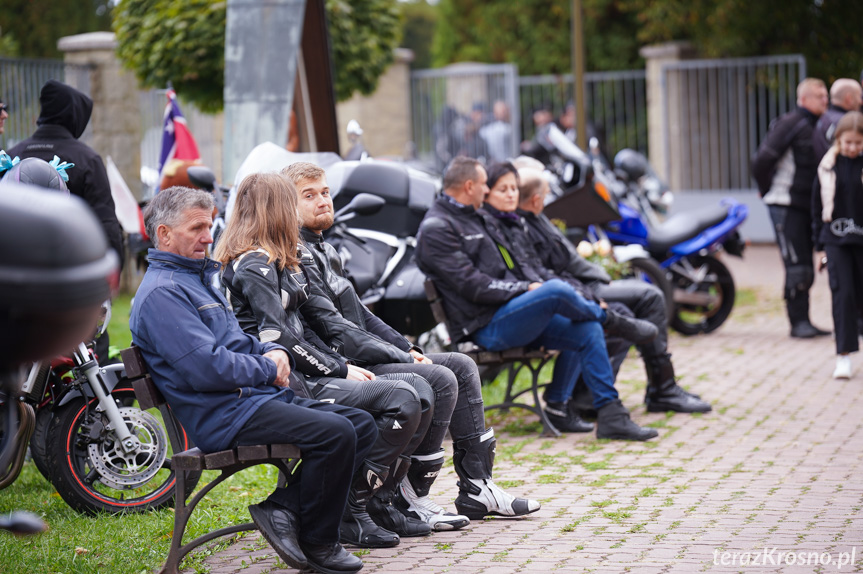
[453,429,541,520]
[394,450,470,531]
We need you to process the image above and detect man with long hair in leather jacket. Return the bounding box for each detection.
[215,172,431,548]
[282,162,541,534]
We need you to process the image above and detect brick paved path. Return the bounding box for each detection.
[190,246,863,574]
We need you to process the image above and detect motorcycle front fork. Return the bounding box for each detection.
[74,343,140,454]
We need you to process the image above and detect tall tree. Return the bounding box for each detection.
[432,0,642,74]
[0,0,111,59]
[113,0,401,113]
[432,0,862,81]
[398,0,438,69]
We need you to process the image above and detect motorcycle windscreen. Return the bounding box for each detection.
[543,182,621,229]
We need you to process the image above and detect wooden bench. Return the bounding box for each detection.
[120,346,302,574]
[423,281,561,437]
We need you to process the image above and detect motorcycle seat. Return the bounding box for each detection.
[647,204,729,253]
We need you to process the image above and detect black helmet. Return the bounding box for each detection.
[0,157,70,193]
[613,149,649,182]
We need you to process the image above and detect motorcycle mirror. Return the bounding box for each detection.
[334,192,385,222]
[589,137,600,155]
[186,166,217,192]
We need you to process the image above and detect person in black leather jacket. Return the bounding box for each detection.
[510,165,712,416]
[283,161,540,532]
[752,78,831,338]
[416,157,658,443]
[215,173,429,549]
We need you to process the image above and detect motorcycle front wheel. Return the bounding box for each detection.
[46,385,200,515]
[668,255,735,335]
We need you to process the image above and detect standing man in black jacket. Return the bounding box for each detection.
[752,78,830,338]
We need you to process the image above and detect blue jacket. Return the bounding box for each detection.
[129,249,291,453]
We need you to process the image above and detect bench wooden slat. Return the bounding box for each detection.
[131,375,163,411]
[173,448,205,471]
[204,449,238,469]
[120,346,148,379]
[236,445,269,461]
[270,443,302,459]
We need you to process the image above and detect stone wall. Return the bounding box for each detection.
[336,48,414,158]
[58,32,142,198]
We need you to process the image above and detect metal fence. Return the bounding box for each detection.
[410,63,521,172]
[0,57,93,149]
[661,54,806,191]
[410,63,647,173]
[518,70,648,157]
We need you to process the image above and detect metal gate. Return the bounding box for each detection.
[410,63,647,173]
[0,57,93,149]
[518,70,648,157]
[661,55,807,191]
[410,63,520,172]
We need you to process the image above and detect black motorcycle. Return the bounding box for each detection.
[326,160,440,340]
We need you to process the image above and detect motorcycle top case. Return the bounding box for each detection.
[328,161,436,238]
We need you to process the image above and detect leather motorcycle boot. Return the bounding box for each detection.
[790,320,831,338]
[366,456,431,538]
[603,309,659,345]
[453,429,541,520]
[787,297,830,338]
[339,461,399,548]
[543,400,594,433]
[299,541,363,574]
[393,450,470,531]
[643,353,712,413]
[596,399,658,441]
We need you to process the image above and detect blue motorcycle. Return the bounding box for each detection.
[592,148,748,335]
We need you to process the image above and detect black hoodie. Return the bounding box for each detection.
[8,80,124,268]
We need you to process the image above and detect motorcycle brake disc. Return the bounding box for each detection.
[86,407,168,490]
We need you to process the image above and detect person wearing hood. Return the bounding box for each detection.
[8,80,124,270]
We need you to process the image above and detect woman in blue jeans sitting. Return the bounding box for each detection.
[415,156,658,441]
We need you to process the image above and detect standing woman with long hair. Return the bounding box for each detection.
[813,111,863,379]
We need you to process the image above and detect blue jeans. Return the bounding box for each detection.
[472,280,618,409]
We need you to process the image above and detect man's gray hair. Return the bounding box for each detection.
[144,186,214,248]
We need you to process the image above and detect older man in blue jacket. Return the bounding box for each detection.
[129,186,375,574]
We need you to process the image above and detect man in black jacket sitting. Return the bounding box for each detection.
[416,157,658,442]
